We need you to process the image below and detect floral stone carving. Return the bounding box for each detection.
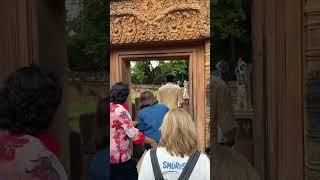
[110,0,210,44]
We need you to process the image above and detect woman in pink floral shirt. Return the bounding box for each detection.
[110,82,157,180]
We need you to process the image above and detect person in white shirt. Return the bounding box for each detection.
[157,74,184,109]
[138,108,210,180]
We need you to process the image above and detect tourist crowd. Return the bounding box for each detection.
[0,67,210,180]
[110,74,210,180]
[0,65,263,180]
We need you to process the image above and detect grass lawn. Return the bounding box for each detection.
[68,102,96,132]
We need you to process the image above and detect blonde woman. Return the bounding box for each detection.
[138,109,210,180]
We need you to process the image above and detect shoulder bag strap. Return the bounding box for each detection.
[178,151,201,180]
[150,148,165,180]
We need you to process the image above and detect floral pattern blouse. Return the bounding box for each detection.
[0,131,67,180]
[110,103,145,164]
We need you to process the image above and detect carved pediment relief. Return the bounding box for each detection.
[110,0,210,44]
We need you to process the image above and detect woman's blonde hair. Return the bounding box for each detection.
[159,108,199,157]
[139,91,157,108]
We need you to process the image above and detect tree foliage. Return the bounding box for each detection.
[213,0,248,39]
[131,62,150,84]
[66,0,107,71]
[131,61,188,85]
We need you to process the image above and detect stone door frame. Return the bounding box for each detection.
[252,0,305,179]
[110,42,207,150]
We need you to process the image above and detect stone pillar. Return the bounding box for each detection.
[263,0,304,179]
[304,1,320,180]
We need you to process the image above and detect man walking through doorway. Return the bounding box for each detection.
[157,74,184,109]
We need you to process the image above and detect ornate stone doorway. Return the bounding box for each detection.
[110,42,209,150]
[110,0,210,150]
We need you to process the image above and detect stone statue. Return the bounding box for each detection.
[234,58,249,110]
[183,80,189,100]
[235,58,247,83]
[235,82,248,110]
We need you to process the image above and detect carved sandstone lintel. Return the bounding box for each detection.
[110,0,210,44]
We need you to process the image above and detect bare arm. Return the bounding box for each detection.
[144,136,158,148]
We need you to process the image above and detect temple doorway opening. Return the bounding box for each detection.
[129,59,190,120]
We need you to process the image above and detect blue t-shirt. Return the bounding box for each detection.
[90,146,109,180]
[138,103,169,144]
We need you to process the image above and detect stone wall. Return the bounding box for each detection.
[130,84,161,97]
[68,80,107,106]
[67,71,107,106]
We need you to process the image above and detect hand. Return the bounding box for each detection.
[150,140,158,148]
[144,136,158,148]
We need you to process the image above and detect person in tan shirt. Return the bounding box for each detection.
[157,74,184,109]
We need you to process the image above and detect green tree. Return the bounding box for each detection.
[131,62,150,84]
[131,61,188,85]
[66,0,107,71]
[213,0,247,39]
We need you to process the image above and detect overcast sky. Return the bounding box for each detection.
[130,60,170,68]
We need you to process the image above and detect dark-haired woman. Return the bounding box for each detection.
[110,82,157,180]
[137,91,169,150]
[90,97,109,180]
[0,66,67,179]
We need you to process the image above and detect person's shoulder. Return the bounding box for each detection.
[156,147,173,158]
[199,153,210,162]
[159,84,166,90]
[166,83,180,88]
[138,108,148,117]
[173,84,182,90]
[22,134,47,150]
[142,149,152,161]
[196,153,210,169]
[22,136,67,175]
[157,103,168,109]
[5,134,51,158]
[158,85,169,93]
[113,103,128,114]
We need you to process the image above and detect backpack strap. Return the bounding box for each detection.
[150,148,165,180]
[178,151,201,180]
